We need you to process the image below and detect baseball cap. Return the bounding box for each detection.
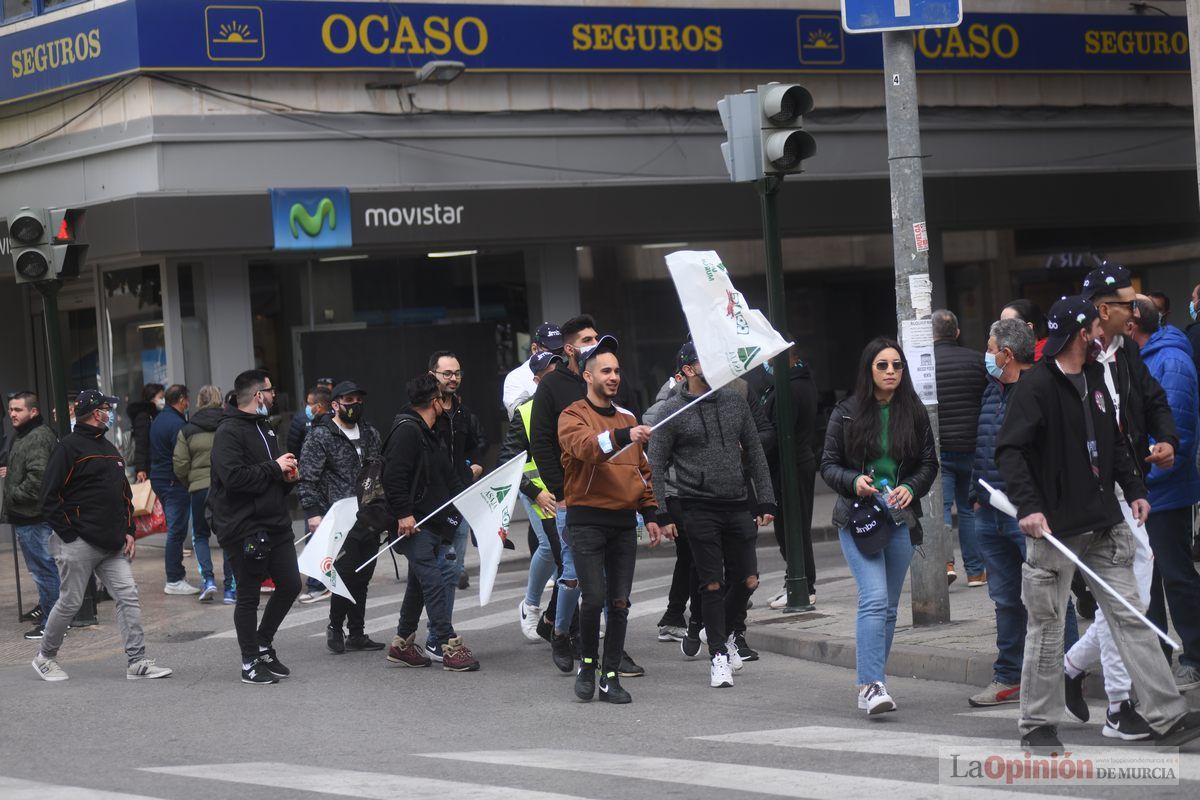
[579,334,619,370]
[315,376,336,386]
[1081,262,1132,300]
[331,380,366,399]
[675,342,699,373]
[534,322,564,351]
[529,351,563,375]
[74,389,119,417]
[848,497,894,555]
[1043,295,1098,358]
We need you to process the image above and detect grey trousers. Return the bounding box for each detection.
[1019,522,1188,735]
[41,535,146,665]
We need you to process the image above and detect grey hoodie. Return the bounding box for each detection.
[647,384,775,525]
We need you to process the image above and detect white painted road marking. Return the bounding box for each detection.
[0,776,167,800]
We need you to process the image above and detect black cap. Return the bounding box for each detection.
[534,322,564,351]
[529,351,563,375]
[315,377,336,386]
[675,342,699,373]
[74,389,119,417]
[1043,295,1099,358]
[331,380,366,399]
[579,334,619,370]
[1081,263,1132,300]
[848,498,894,555]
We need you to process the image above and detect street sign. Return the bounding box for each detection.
[841,0,962,34]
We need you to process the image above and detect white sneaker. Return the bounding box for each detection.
[127,658,173,680]
[768,590,788,610]
[32,653,68,682]
[518,600,541,642]
[710,653,734,688]
[298,590,331,604]
[725,635,744,671]
[164,580,200,596]
[857,682,896,715]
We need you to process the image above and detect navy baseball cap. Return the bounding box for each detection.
[529,351,563,375]
[1043,295,1098,358]
[675,342,699,373]
[579,334,619,370]
[534,323,564,351]
[848,498,894,555]
[74,389,119,416]
[1081,263,1132,300]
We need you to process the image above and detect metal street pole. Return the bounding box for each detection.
[882,30,949,626]
[1187,0,1200,207]
[757,176,813,613]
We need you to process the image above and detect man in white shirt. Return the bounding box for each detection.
[503,323,564,420]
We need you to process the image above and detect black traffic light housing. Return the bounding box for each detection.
[7,206,87,283]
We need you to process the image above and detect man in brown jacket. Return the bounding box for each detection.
[558,335,663,705]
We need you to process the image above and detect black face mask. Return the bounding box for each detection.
[338,403,363,425]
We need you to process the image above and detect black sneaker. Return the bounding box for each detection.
[1103,700,1154,741]
[241,657,279,685]
[1020,725,1063,755]
[20,605,42,623]
[598,671,632,704]
[551,633,574,673]
[345,634,386,651]
[1157,711,1200,748]
[326,625,346,654]
[618,651,644,677]
[680,622,702,659]
[424,641,445,663]
[457,571,470,590]
[733,632,759,662]
[257,647,290,678]
[23,624,45,641]
[1064,670,1089,722]
[536,613,554,644]
[574,658,597,701]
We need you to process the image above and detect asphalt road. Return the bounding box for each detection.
[1,538,1196,799]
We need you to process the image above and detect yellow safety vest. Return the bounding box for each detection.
[518,399,553,519]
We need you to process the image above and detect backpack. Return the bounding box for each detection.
[350,418,425,542]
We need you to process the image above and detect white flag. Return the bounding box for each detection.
[453,454,526,607]
[297,496,358,603]
[666,250,791,389]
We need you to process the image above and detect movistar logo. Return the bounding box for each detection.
[290,197,337,239]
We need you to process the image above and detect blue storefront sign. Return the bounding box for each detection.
[0,2,1191,106]
[270,188,352,251]
[841,1,962,35]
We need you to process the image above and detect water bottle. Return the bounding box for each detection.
[876,477,896,509]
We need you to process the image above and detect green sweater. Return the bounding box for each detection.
[862,404,913,495]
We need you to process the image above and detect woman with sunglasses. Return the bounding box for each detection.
[820,337,939,715]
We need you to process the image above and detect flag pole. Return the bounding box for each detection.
[355,454,528,573]
[979,480,1181,651]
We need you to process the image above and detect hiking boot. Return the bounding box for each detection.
[127,658,173,680]
[967,572,988,588]
[857,682,896,715]
[241,657,278,685]
[551,633,574,673]
[598,671,632,704]
[680,622,702,659]
[519,600,542,642]
[326,625,346,654]
[345,634,386,651]
[1020,725,1062,754]
[733,632,759,662]
[1174,664,1200,692]
[257,647,290,678]
[946,562,957,585]
[164,579,200,596]
[1064,671,1089,722]
[1103,700,1154,741]
[32,653,68,682]
[386,633,431,667]
[441,636,480,672]
[574,657,597,701]
[618,651,644,678]
[968,680,1020,708]
[710,653,734,688]
[1157,711,1200,748]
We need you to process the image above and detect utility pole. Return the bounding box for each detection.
[1187,0,1200,206]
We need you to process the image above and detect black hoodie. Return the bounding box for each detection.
[40,422,133,551]
[382,409,462,542]
[125,400,158,475]
[207,407,295,546]
[528,365,588,500]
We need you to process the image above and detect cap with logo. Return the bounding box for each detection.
[675,342,699,373]
[331,380,366,399]
[529,350,564,375]
[578,334,619,369]
[74,388,119,417]
[1042,295,1099,358]
[847,497,894,555]
[534,322,564,351]
[315,377,336,387]
[1080,262,1132,300]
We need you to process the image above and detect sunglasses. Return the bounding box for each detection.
[874,360,905,372]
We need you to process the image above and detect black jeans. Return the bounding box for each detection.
[395,529,455,644]
[684,507,758,656]
[227,531,302,662]
[540,515,565,627]
[773,465,817,593]
[331,535,378,636]
[571,524,637,674]
[1145,506,1200,669]
[664,497,696,624]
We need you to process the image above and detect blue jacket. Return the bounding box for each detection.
[969,377,1011,510]
[149,405,187,483]
[1139,326,1200,511]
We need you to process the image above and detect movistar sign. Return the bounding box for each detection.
[270,187,352,250]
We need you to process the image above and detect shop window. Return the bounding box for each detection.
[177,263,212,388]
[2,0,32,21]
[103,265,165,407]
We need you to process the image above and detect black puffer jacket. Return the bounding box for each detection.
[819,397,939,542]
[125,400,157,475]
[298,415,382,518]
[208,408,295,545]
[40,422,133,551]
[934,339,987,453]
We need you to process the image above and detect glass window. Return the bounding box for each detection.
[177,263,212,388]
[103,265,165,407]
[3,0,33,21]
[43,0,82,11]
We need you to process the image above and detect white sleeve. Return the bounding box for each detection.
[502,360,537,420]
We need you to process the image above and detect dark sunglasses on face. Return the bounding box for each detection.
[874,360,904,372]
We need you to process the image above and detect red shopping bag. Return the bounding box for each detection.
[134,497,167,539]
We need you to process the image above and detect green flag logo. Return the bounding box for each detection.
[738,347,761,371]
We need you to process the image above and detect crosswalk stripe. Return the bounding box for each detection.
[0,776,166,800]
[422,749,1105,800]
[142,761,592,800]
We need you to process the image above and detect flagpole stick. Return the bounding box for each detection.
[978,480,1181,651]
[295,530,314,546]
[610,388,718,459]
[354,454,528,573]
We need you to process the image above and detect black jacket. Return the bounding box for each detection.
[433,395,488,488]
[996,359,1146,539]
[383,410,462,542]
[207,408,295,546]
[39,422,133,551]
[3,416,57,524]
[1186,321,1200,382]
[933,339,988,453]
[1104,337,1179,481]
[528,366,588,500]
[819,397,939,541]
[287,407,311,456]
[125,400,157,474]
[298,415,382,518]
[761,361,815,472]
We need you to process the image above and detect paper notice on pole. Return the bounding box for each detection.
[900,318,933,349]
[913,221,930,252]
[900,319,937,405]
[908,274,933,316]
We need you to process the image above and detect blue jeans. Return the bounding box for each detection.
[941,450,984,576]
[522,494,557,607]
[190,489,232,590]
[152,478,192,583]
[15,522,60,615]
[426,519,470,648]
[839,524,914,685]
[554,506,581,634]
[976,505,1026,684]
[399,529,455,645]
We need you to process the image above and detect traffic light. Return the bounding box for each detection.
[717,91,762,183]
[757,83,816,176]
[7,206,87,283]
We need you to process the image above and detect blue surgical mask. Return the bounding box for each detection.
[1191,300,1199,322]
[305,405,314,421]
[256,403,268,417]
[984,351,1005,380]
[762,360,775,376]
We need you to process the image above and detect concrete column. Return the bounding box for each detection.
[161,261,185,386]
[524,244,580,328]
[204,257,254,389]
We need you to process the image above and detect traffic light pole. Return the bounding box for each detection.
[757,176,813,613]
[882,31,950,626]
[1187,0,1200,208]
